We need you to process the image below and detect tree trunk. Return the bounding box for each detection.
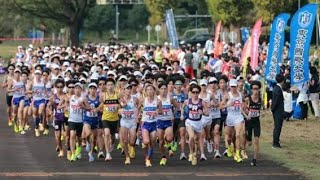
[69,17,83,47]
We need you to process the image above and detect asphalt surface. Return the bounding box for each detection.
[0,79,305,180]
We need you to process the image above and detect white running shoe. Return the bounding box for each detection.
[115,133,119,140]
[97,151,105,159]
[135,138,140,146]
[179,153,187,160]
[200,154,207,161]
[105,153,112,161]
[214,151,222,158]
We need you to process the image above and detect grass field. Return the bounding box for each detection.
[257,111,320,180]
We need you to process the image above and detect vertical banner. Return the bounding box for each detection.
[290,4,318,85]
[213,20,222,57]
[250,18,263,70]
[240,27,250,44]
[265,13,290,82]
[165,9,179,49]
[241,36,252,78]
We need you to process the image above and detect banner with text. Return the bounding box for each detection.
[265,13,290,82]
[290,4,318,85]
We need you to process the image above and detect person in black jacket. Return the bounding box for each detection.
[271,74,285,148]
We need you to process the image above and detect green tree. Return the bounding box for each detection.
[253,0,309,25]
[127,4,150,31]
[85,5,115,39]
[3,0,96,46]
[144,0,179,25]
[206,0,254,27]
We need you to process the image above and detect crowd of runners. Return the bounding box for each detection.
[2,41,310,168]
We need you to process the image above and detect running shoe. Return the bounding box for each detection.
[20,130,26,135]
[171,142,178,152]
[85,142,91,153]
[250,159,257,166]
[67,150,72,160]
[56,146,60,152]
[191,154,197,165]
[165,142,171,149]
[58,150,64,157]
[14,123,19,133]
[35,129,40,137]
[180,153,187,160]
[159,158,167,166]
[60,135,64,141]
[235,155,243,163]
[214,151,221,158]
[24,125,31,131]
[115,133,119,140]
[200,154,207,161]
[88,152,95,162]
[82,141,86,147]
[93,146,98,153]
[43,129,49,135]
[125,157,131,165]
[117,143,122,150]
[98,151,105,159]
[188,154,192,162]
[207,141,213,153]
[75,146,82,159]
[241,150,248,159]
[142,143,146,149]
[8,119,13,127]
[129,146,135,159]
[169,150,174,157]
[105,153,112,161]
[18,126,23,132]
[135,138,140,146]
[70,154,76,162]
[227,146,233,158]
[39,123,44,131]
[145,159,152,167]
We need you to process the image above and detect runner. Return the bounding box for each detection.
[220,79,249,163]
[2,64,15,127]
[49,79,66,157]
[181,84,209,165]
[119,83,139,165]
[43,70,52,135]
[83,83,100,162]
[100,78,120,161]
[140,84,162,167]
[157,82,177,166]
[7,69,25,134]
[245,81,262,166]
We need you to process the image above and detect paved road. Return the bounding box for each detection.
[0,85,304,180]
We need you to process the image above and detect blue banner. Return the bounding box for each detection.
[265,13,290,82]
[240,27,250,44]
[165,9,179,49]
[290,4,318,85]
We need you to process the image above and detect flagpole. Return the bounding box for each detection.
[317,0,319,49]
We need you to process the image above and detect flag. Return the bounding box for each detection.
[213,20,222,57]
[265,13,290,82]
[240,36,252,78]
[165,9,179,49]
[250,18,263,70]
[290,4,318,85]
[240,27,250,44]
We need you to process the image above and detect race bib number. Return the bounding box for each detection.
[249,109,260,118]
[86,111,97,117]
[72,108,82,114]
[106,105,117,112]
[123,111,134,119]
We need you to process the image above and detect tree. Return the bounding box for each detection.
[253,0,309,25]
[206,0,254,27]
[3,0,96,46]
[144,0,179,25]
[127,4,150,32]
[85,5,115,39]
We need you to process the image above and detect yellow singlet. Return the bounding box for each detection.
[102,92,119,121]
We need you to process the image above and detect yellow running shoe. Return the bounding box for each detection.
[145,159,152,167]
[191,153,197,166]
[188,154,192,162]
[125,157,131,165]
[18,126,23,132]
[14,123,19,133]
[129,146,136,159]
[117,143,122,150]
[241,150,248,159]
[43,129,49,135]
[160,158,167,166]
[35,129,40,137]
[60,135,65,141]
[70,154,76,162]
[227,146,233,158]
[235,154,243,163]
[67,150,72,160]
